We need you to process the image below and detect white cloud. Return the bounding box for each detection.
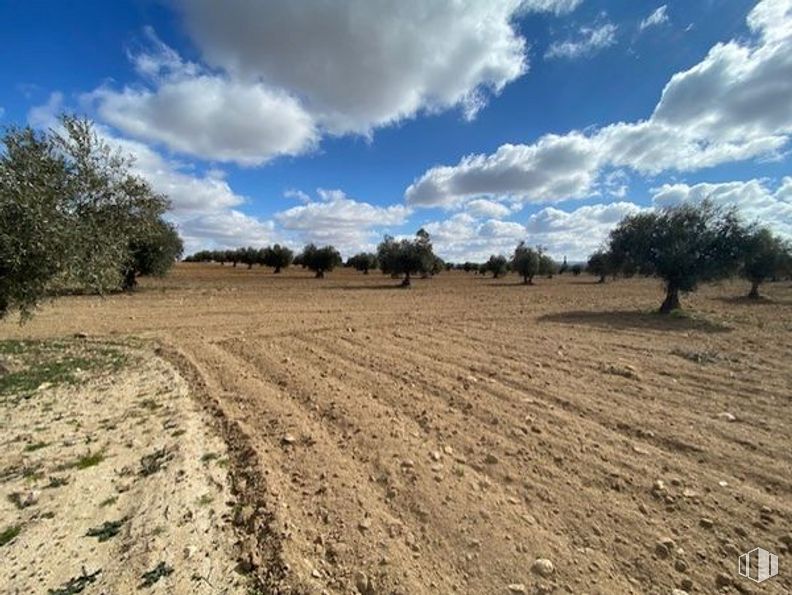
[524,201,645,259]
[406,133,599,206]
[423,213,526,262]
[408,0,792,208]
[652,178,792,239]
[465,199,514,218]
[88,31,317,166]
[172,0,577,141]
[27,91,64,129]
[421,201,645,262]
[275,189,412,255]
[545,23,618,60]
[639,5,669,31]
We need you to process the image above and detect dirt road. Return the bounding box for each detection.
[2,264,791,594]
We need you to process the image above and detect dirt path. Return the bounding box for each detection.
[0,340,242,594]
[1,265,790,594]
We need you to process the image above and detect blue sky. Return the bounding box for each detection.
[2,0,791,260]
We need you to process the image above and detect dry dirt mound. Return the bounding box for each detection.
[0,339,244,594]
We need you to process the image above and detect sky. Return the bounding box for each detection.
[1,0,791,261]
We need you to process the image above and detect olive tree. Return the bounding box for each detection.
[586,250,611,283]
[512,242,540,284]
[300,244,342,278]
[122,220,183,290]
[263,244,294,273]
[539,253,557,278]
[0,116,179,319]
[485,254,508,278]
[347,252,378,274]
[608,201,745,313]
[741,227,790,299]
[377,229,436,287]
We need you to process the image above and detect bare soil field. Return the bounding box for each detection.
[1,264,791,594]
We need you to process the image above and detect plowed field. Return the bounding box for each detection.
[2,264,790,594]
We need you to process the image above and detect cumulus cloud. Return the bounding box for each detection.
[465,199,514,218]
[407,0,792,208]
[88,31,317,166]
[524,201,645,259]
[652,178,792,238]
[545,23,618,60]
[422,214,526,262]
[275,189,412,255]
[406,133,599,207]
[173,0,579,139]
[639,5,669,31]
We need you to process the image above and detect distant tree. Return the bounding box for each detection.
[426,255,445,277]
[571,263,583,276]
[377,228,436,287]
[558,256,568,275]
[587,250,611,283]
[607,201,745,313]
[539,253,557,278]
[347,252,378,274]
[263,244,294,273]
[239,246,259,269]
[485,254,508,278]
[740,227,790,299]
[228,249,241,268]
[300,243,342,278]
[512,242,540,285]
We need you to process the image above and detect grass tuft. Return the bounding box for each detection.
[0,525,21,547]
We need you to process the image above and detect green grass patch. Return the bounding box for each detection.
[24,441,49,452]
[99,496,118,508]
[56,451,105,472]
[0,339,129,398]
[197,493,213,506]
[0,525,21,547]
[200,452,220,464]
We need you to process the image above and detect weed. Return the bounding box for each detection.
[671,348,722,365]
[85,517,128,542]
[139,561,173,588]
[139,398,162,411]
[48,568,101,595]
[99,496,118,508]
[0,525,21,547]
[197,493,213,506]
[24,441,49,452]
[200,452,220,464]
[139,447,173,477]
[45,475,70,489]
[56,451,105,472]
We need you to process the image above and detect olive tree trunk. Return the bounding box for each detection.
[659,284,681,314]
[401,271,411,287]
[748,280,761,299]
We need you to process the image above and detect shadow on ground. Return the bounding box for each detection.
[713,295,792,306]
[538,309,732,334]
[319,284,407,291]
